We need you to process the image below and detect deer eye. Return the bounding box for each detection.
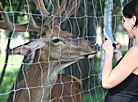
[53,38,61,43]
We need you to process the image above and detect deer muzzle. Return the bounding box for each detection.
[89,42,100,51]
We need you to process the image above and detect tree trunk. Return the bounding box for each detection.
[99,0,113,83]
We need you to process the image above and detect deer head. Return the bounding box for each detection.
[0,0,99,62]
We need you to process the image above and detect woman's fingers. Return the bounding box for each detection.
[114,41,119,45]
[104,33,110,40]
[113,41,121,53]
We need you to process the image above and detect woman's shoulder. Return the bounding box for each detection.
[122,45,138,65]
[124,45,138,68]
[128,45,138,54]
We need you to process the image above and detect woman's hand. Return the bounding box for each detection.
[102,34,114,54]
[113,41,122,62]
[113,41,121,53]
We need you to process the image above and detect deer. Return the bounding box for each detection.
[48,74,84,102]
[0,0,100,102]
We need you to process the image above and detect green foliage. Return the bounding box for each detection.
[0,55,24,102]
[0,0,26,11]
[0,0,28,37]
[83,89,107,102]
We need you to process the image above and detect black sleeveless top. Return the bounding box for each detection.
[105,57,138,102]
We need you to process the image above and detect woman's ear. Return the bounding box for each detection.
[132,15,136,24]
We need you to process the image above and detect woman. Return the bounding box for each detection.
[102,0,138,101]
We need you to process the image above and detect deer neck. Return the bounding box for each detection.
[27,50,74,84]
[28,50,58,86]
[25,50,76,100]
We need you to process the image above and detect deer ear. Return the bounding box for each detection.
[9,40,45,56]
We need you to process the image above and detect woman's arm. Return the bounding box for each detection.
[102,34,138,89]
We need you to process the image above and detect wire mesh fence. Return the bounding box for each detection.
[0,0,129,102]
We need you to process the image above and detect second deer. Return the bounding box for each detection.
[0,0,100,102]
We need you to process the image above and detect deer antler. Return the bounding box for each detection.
[57,0,67,16]
[0,3,13,31]
[0,3,41,32]
[60,0,80,23]
[24,5,40,30]
[33,0,80,26]
[0,0,80,32]
[32,0,49,15]
[43,0,60,25]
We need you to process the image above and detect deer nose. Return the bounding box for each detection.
[89,42,100,51]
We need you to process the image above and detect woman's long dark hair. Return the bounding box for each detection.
[123,0,138,28]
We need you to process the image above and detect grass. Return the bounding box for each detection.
[0,55,24,102]
[83,77,108,102]
[83,90,107,102]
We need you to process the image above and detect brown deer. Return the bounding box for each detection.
[48,74,84,102]
[0,0,100,102]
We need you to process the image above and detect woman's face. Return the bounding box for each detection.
[123,16,136,38]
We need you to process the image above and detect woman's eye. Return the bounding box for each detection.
[53,38,61,43]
